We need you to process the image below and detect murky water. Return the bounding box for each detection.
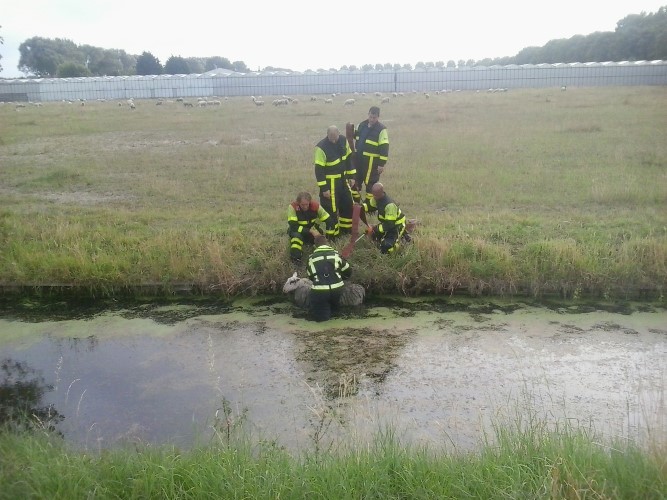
[1,297,665,453]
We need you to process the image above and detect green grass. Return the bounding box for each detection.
[1,417,665,499]
[1,87,666,299]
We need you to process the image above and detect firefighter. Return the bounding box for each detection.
[306,235,352,322]
[351,106,389,203]
[287,191,330,263]
[361,182,409,254]
[314,125,356,239]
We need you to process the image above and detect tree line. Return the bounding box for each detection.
[7,6,667,78]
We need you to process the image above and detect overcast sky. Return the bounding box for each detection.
[1,1,665,77]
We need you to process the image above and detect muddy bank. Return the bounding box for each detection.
[0,297,665,453]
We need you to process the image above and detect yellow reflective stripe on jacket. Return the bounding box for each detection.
[311,281,345,291]
[378,128,389,146]
[377,203,406,233]
[315,148,345,167]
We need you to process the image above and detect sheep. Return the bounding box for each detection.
[381,96,390,104]
[252,96,265,106]
[344,98,355,106]
[324,98,333,104]
[283,272,365,308]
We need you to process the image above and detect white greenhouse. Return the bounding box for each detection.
[1,61,666,103]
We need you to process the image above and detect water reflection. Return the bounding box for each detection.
[0,358,63,434]
[0,298,665,453]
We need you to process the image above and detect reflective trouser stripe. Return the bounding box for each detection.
[312,282,345,291]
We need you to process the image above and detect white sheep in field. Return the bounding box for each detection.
[344,98,355,105]
[283,272,365,308]
[324,98,333,104]
[381,96,390,103]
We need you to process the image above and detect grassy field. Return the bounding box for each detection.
[0,86,666,299]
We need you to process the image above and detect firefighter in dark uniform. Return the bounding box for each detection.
[361,182,408,254]
[287,191,331,263]
[351,106,389,203]
[314,125,356,239]
[306,235,352,322]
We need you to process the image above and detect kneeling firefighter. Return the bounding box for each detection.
[287,191,330,263]
[306,235,352,322]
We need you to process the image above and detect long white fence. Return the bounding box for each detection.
[1,61,666,102]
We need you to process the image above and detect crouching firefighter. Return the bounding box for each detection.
[287,192,330,263]
[306,235,352,322]
[362,182,409,254]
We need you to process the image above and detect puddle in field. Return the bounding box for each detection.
[0,297,665,453]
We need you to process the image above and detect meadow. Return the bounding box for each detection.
[1,86,666,299]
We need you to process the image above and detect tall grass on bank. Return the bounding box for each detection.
[1,417,665,499]
[1,87,666,298]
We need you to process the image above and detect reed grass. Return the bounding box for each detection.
[1,87,666,298]
[1,416,665,499]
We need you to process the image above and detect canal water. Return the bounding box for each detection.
[1,297,665,453]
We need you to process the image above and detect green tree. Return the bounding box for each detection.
[80,45,125,76]
[185,57,204,73]
[135,51,162,75]
[205,56,232,71]
[616,7,667,60]
[117,50,137,75]
[18,37,83,77]
[231,60,249,72]
[56,61,91,77]
[164,55,190,74]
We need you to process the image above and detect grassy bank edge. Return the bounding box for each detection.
[1,420,665,499]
